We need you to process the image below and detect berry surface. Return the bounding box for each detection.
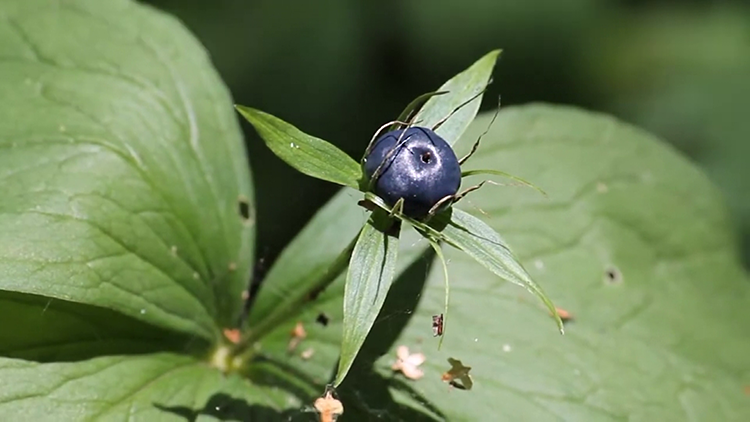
[363,127,461,218]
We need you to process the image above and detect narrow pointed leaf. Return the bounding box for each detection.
[461,168,548,196]
[335,210,400,386]
[430,208,563,333]
[393,90,448,128]
[236,106,362,189]
[413,50,501,144]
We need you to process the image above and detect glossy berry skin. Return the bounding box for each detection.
[363,127,461,219]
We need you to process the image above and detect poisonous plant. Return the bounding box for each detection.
[2,1,748,420]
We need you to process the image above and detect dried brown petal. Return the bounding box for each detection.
[288,322,307,352]
[391,345,425,380]
[222,328,240,344]
[442,357,473,390]
[301,348,315,360]
[314,391,343,422]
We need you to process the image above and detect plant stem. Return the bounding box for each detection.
[230,230,361,360]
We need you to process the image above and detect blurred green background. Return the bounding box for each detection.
[145,0,750,269]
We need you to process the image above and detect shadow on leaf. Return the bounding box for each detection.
[155,393,311,421]
[426,207,452,232]
[244,356,321,401]
[0,290,208,363]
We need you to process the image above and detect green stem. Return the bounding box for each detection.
[230,230,361,359]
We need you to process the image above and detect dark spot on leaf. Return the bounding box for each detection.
[316,313,330,327]
[156,393,293,420]
[605,266,622,284]
[421,151,432,164]
[238,197,251,221]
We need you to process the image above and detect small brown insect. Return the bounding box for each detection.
[432,314,444,337]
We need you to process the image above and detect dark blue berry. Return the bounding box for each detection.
[363,127,461,219]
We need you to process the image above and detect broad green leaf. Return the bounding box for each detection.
[0,0,253,341]
[0,353,312,421]
[360,105,750,420]
[461,168,547,196]
[335,209,401,386]
[430,208,563,333]
[413,50,500,144]
[236,106,362,189]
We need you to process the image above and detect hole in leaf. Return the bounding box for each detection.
[605,266,622,284]
[420,151,432,164]
[316,313,330,327]
[238,196,251,221]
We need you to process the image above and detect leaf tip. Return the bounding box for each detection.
[234,104,255,121]
[478,49,502,67]
[552,312,565,335]
[332,363,348,388]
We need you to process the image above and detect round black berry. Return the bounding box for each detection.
[363,127,461,219]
